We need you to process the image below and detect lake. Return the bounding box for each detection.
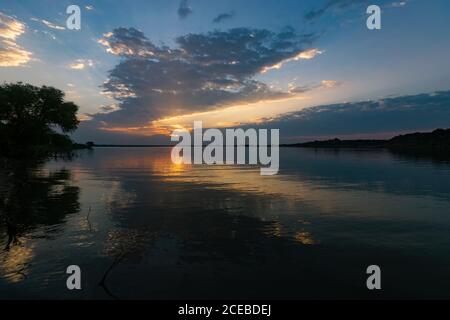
[1,147,450,299]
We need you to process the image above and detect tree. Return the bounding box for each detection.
[0,82,80,154]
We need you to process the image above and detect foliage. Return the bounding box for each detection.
[0,82,80,156]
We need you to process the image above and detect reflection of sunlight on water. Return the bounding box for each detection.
[0,240,34,283]
[261,220,316,245]
[157,156,450,222]
[67,149,320,248]
[1,147,450,298]
[99,150,191,177]
[90,148,450,223]
[294,232,315,245]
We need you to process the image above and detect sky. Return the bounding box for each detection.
[0,0,449,144]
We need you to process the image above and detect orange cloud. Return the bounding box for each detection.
[69,59,94,70]
[99,95,309,137]
[0,12,31,67]
[261,48,323,73]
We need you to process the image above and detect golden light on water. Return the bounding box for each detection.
[0,241,34,283]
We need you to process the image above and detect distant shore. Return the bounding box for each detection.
[86,129,450,152]
[282,128,450,152]
[93,144,172,147]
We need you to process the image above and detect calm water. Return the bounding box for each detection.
[1,147,450,299]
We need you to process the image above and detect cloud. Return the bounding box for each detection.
[85,5,94,11]
[289,80,341,93]
[305,0,405,22]
[305,0,366,22]
[178,0,193,19]
[0,12,25,39]
[261,48,323,73]
[31,17,65,30]
[37,29,57,40]
[386,1,409,8]
[213,11,235,23]
[69,59,94,70]
[98,28,156,57]
[94,27,321,130]
[76,90,450,144]
[99,104,120,113]
[253,91,450,141]
[0,40,32,67]
[0,12,31,67]
[321,80,341,88]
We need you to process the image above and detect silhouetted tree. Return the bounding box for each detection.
[0,82,80,155]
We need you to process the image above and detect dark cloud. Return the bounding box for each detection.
[99,104,118,112]
[94,27,320,128]
[75,90,450,144]
[178,0,193,19]
[305,0,367,22]
[98,28,157,57]
[251,91,450,142]
[304,0,405,22]
[213,11,236,23]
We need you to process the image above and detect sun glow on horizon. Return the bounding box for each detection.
[99,94,311,136]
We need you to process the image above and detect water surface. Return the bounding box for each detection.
[1,147,450,299]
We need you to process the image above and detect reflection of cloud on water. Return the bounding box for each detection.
[98,149,443,222]
[61,169,137,235]
[160,159,450,223]
[101,181,137,213]
[67,148,450,257]
[103,228,156,261]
